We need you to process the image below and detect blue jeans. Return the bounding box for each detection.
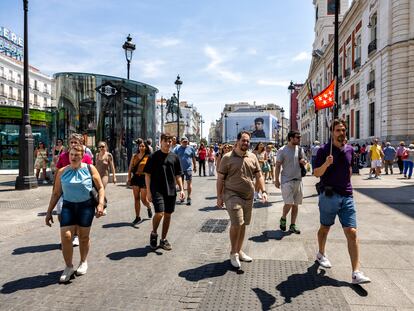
[403,160,413,177]
[318,192,357,228]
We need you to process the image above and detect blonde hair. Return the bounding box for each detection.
[98,141,107,150]
[69,144,84,154]
[69,133,84,144]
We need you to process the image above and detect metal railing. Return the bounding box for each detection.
[368,39,377,55]
[353,92,360,100]
[354,58,361,69]
[367,80,375,92]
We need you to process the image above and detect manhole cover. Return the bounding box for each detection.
[197,260,350,311]
[200,219,229,233]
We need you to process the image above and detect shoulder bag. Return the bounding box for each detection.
[87,164,107,209]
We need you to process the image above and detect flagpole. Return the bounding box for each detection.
[330,76,338,155]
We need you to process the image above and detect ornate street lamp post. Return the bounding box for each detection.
[236,122,239,136]
[122,34,136,80]
[16,0,37,189]
[174,75,183,140]
[280,107,285,146]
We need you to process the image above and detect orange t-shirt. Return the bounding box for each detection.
[132,154,149,175]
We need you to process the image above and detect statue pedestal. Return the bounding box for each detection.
[164,122,185,137]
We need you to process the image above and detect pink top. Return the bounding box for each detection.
[396,146,406,157]
[56,151,92,169]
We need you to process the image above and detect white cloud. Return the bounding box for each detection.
[293,51,311,61]
[138,60,166,78]
[257,79,290,87]
[246,48,258,55]
[152,38,181,47]
[204,45,242,82]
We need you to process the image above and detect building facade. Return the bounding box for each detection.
[299,0,414,146]
[0,49,54,170]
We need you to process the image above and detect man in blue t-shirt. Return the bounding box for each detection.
[314,119,371,285]
[174,137,197,205]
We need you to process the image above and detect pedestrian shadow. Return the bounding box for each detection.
[199,206,225,212]
[106,246,162,260]
[1,271,61,294]
[252,287,277,311]
[37,211,57,216]
[12,243,60,255]
[178,260,240,282]
[276,262,367,306]
[205,196,217,200]
[249,230,292,242]
[102,220,149,228]
[253,201,272,208]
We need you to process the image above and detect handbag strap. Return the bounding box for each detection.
[87,164,97,189]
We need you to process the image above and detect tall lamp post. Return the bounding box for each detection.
[16,0,37,189]
[288,80,295,132]
[224,114,228,142]
[280,107,285,146]
[174,75,183,140]
[236,122,239,136]
[122,34,136,79]
[200,115,205,143]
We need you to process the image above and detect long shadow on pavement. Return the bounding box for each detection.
[249,230,292,242]
[179,260,240,282]
[276,262,367,306]
[253,201,273,208]
[102,219,149,228]
[1,271,61,294]
[252,288,276,311]
[12,243,60,255]
[107,246,162,260]
[205,196,217,200]
[355,185,414,219]
[199,206,225,212]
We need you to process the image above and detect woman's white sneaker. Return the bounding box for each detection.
[239,251,253,262]
[76,261,88,276]
[352,271,371,284]
[316,252,332,268]
[230,253,241,268]
[59,266,75,283]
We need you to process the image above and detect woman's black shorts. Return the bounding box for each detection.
[131,175,146,188]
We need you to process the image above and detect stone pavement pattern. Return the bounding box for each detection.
[0,169,413,310]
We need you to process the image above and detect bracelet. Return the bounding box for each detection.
[262,191,268,194]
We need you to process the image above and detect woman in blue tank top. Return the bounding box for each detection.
[45,144,105,283]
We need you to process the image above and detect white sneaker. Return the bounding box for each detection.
[76,261,88,276]
[352,271,371,284]
[59,266,75,283]
[72,235,79,247]
[257,192,262,199]
[42,180,48,184]
[239,250,253,262]
[230,253,241,268]
[316,252,332,268]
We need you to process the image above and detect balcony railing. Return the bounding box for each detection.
[367,80,375,92]
[353,92,360,100]
[43,88,49,94]
[344,68,351,79]
[8,77,15,83]
[368,39,377,55]
[0,92,6,97]
[354,58,361,69]
[0,73,6,79]
[337,76,343,84]
[344,99,350,106]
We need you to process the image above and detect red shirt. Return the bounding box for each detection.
[198,148,207,161]
[56,151,92,169]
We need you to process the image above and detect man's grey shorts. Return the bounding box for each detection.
[281,180,303,205]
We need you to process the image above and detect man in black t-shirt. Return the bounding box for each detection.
[144,133,184,250]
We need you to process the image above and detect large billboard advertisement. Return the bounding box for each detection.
[225,113,279,143]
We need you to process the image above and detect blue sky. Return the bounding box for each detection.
[1,0,318,136]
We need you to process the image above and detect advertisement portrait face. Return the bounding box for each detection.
[225,114,279,143]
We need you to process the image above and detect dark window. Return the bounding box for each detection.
[327,0,340,15]
[369,103,375,136]
[346,115,350,136]
[316,6,319,21]
[356,111,360,139]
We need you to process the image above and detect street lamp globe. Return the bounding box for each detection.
[175,75,183,92]
[288,80,295,93]
[122,34,136,62]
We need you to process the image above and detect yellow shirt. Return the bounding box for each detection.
[370,145,382,160]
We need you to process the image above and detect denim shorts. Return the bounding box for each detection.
[318,192,357,228]
[60,199,95,228]
[182,170,193,181]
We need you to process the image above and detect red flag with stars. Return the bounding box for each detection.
[313,80,335,110]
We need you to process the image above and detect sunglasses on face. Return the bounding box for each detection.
[98,146,105,149]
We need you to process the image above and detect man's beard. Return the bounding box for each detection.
[336,135,346,145]
[240,144,249,151]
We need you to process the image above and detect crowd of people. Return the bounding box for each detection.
[43,122,414,285]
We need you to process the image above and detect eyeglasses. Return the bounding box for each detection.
[98,146,105,149]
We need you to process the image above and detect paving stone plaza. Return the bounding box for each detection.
[0,169,413,310]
